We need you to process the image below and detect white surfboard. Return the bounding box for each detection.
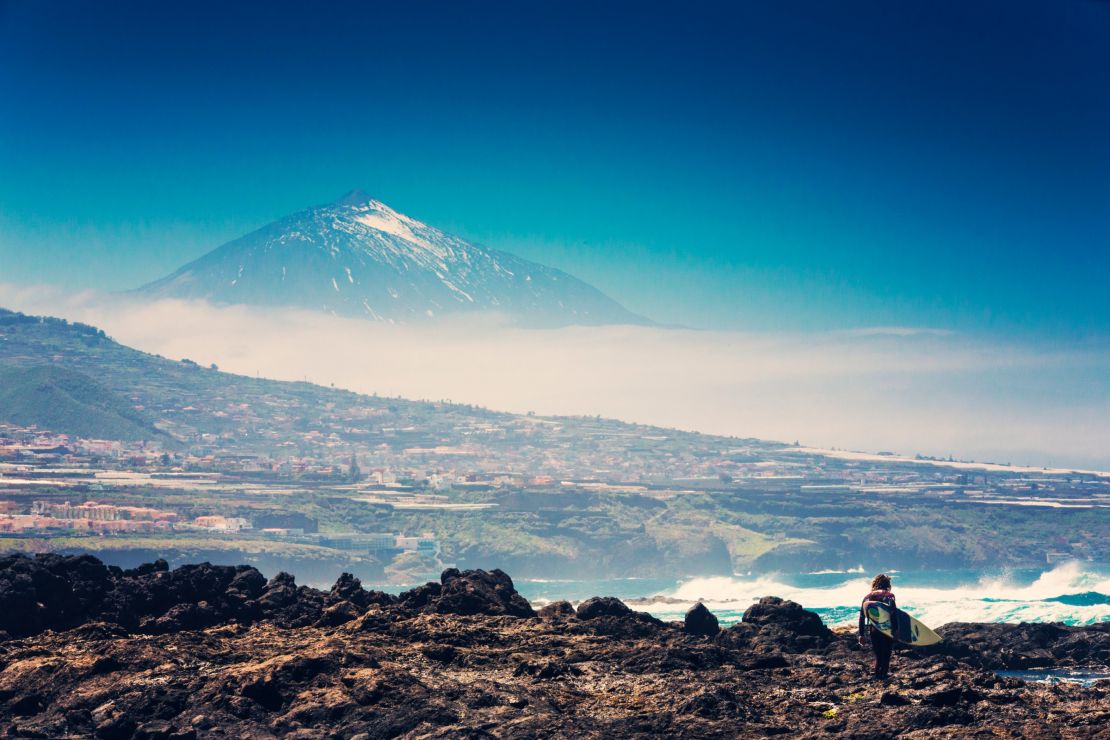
[865,600,942,646]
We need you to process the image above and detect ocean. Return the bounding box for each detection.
[511,561,1110,629]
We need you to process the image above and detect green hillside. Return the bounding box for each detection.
[0,364,161,442]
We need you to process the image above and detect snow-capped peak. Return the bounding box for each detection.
[329,195,445,258]
[137,191,651,327]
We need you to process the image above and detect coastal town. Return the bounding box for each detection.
[2,415,1107,581]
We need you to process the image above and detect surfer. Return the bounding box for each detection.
[858,573,896,679]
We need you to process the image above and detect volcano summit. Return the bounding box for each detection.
[137,191,649,327]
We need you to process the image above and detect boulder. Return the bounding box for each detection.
[740,596,834,654]
[576,596,632,620]
[684,602,720,636]
[742,596,829,638]
[537,601,576,620]
[433,568,534,618]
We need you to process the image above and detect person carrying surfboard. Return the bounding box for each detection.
[858,573,896,679]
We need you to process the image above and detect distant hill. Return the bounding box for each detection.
[0,364,161,442]
[0,307,738,455]
[136,191,650,328]
[0,307,501,448]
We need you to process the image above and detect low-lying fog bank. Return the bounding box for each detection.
[4,284,1109,471]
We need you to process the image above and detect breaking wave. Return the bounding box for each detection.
[806,565,866,575]
[642,561,1110,628]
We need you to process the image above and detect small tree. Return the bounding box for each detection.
[348,453,362,482]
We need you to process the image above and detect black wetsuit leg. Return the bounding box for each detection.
[870,626,893,677]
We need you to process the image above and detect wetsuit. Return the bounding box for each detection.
[858,589,896,678]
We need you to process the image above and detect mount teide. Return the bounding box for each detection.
[137,191,650,327]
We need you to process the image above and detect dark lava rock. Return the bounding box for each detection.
[434,568,534,618]
[327,572,396,610]
[422,644,457,663]
[739,653,789,670]
[684,602,719,636]
[513,659,583,680]
[316,600,363,627]
[227,568,266,600]
[929,621,1110,669]
[0,554,287,637]
[571,597,662,640]
[675,686,747,719]
[0,558,1107,739]
[577,596,633,620]
[397,581,442,610]
[920,686,981,707]
[537,600,576,620]
[880,690,911,706]
[742,596,829,638]
[0,553,434,638]
[741,596,833,653]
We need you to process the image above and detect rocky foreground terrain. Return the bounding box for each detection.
[0,554,1107,738]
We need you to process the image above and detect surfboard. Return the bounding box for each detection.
[864,601,942,646]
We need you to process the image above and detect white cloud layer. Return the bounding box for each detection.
[2,283,1108,470]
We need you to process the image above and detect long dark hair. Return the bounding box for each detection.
[871,573,892,591]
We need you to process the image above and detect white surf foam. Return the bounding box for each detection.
[650,562,1110,627]
[806,565,866,575]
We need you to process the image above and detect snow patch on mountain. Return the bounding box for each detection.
[135,191,650,328]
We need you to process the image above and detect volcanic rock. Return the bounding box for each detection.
[537,600,576,620]
[1,555,1108,738]
[684,601,720,636]
[742,595,834,653]
[316,600,363,627]
[880,690,911,706]
[928,620,1110,669]
[742,596,830,637]
[577,596,634,620]
[434,568,535,618]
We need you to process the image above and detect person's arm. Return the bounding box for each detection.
[858,598,868,645]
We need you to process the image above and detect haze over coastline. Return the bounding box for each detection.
[2,284,1107,471]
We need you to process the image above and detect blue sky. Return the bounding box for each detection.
[2,0,1109,335]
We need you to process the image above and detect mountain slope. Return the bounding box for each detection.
[0,364,162,442]
[0,307,756,461]
[137,191,649,327]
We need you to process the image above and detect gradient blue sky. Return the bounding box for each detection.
[2,0,1108,335]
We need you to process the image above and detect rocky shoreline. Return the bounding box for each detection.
[0,554,1107,738]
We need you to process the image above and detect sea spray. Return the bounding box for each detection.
[632,561,1110,628]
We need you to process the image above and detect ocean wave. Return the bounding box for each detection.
[806,565,866,575]
[646,561,1110,628]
